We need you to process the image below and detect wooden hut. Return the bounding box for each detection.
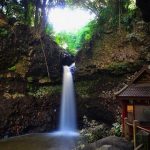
[116,65,150,149]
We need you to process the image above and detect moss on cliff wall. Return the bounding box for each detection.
[76,21,150,76]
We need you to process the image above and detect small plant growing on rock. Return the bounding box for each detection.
[111,122,122,137]
[27,77,33,82]
[28,85,61,98]
[110,116,122,137]
[8,66,16,71]
[80,116,110,143]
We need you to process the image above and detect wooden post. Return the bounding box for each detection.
[133,120,139,149]
[124,117,129,139]
[122,101,127,133]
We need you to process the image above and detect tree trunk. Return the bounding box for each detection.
[24,0,29,25]
[41,0,47,31]
[34,0,40,27]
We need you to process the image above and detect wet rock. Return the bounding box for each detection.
[82,136,133,150]
[97,145,119,150]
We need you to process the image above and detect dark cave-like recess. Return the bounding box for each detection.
[136,0,150,22]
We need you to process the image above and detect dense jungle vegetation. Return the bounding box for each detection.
[0,0,137,55]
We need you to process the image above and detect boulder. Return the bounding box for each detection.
[82,136,133,150]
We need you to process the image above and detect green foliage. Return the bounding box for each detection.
[1,0,137,56]
[76,20,96,47]
[28,85,61,98]
[8,66,16,71]
[52,0,136,55]
[112,122,122,137]
[108,62,140,75]
[45,24,54,36]
[26,1,35,26]
[27,83,34,92]
[0,28,9,37]
[80,116,110,143]
[75,80,95,98]
[55,31,77,55]
[54,20,96,55]
[108,62,130,72]
[120,1,137,29]
[3,1,24,22]
[128,0,136,10]
[27,77,33,82]
[110,116,122,137]
[97,6,114,25]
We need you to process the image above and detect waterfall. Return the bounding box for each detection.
[53,65,78,136]
[59,66,77,132]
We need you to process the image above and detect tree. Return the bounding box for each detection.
[34,0,40,27]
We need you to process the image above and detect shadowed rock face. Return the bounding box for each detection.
[61,52,74,66]
[0,24,72,80]
[136,0,150,22]
[0,92,60,139]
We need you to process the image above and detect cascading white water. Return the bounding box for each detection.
[59,66,77,132]
[52,65,78,136]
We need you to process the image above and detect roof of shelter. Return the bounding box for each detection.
[116,65,150,100]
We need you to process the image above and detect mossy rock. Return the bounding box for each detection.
[38,77,51,84]
[15,57,30,77]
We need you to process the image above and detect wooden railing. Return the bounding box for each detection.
[124,117,150,150]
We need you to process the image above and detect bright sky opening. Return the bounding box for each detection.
[48,7,95,33]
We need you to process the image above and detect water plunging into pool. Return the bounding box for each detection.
[53,65,79,136]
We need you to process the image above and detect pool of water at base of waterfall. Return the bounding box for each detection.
[0,133,80,150]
